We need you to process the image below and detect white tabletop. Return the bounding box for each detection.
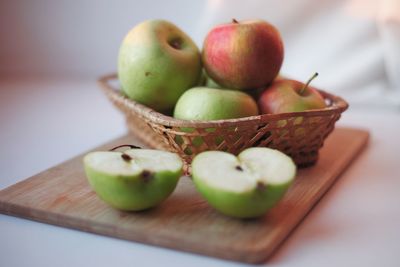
[0,77,399,267]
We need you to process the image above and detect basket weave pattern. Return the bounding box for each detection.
[99,74,348,172]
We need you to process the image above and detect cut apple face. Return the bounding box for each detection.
[84,149,183,211]
[192,147,296,218]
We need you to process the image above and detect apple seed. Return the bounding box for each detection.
[235,165,243,171]
[121,153,132,162]
[109,144,141,162]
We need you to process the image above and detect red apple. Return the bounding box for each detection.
[258,73,326,114]
[202,19,284,90]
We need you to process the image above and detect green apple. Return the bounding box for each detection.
[200,70,222,89]
[173,87,258,154]
[197,70,208,87]
[118,19,202,112]
[258,73,326,114]
[206,76,222,89]
[174,87,259,121]
[83,148,183,211]
[192,148,296,218]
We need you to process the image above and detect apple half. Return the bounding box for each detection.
[192,147,296,218]
[84,148,183,211]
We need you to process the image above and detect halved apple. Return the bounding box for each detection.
[192,147,296,218]
[83,148,183,211]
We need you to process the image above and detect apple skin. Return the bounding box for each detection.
[258,79,326,114]
[202,19,284,90]
[84,151,183,211]
[173,87,258,154]
[194,177,290,218]
[205,76,222,89]
[118,20,202,112]
[85,166,180,211]
[197,70,222,89]
[173,87,259,121]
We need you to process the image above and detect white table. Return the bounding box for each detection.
[1,78,399,267]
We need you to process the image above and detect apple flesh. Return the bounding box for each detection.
[202,19,284,90]
[192,148,296,218]
[258,73,326,114]
[118,19,202,112]
[174,87,259,121]
[83,148,183,211]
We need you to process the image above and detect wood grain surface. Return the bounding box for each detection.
[0,127,369,263]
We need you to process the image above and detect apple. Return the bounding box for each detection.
[200,70,222,89]
[173,87,258,154]
[173,87,259,121]
[192,147,296,218]
[258,73,326,114]
[205,76,222,89]
[83,146,183,211]
[198,70,208,87]
[197,70,221,89]
[200,71,264,99]
[202,19,284,90]
[118,19,202,112]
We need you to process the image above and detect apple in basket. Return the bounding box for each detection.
[118,19,202,112]
[83,146,183,211]
[258,73,326,114]
[174,87,259,120]
[198,70,223,89]
[173,86,259,150]
[192,147,296,218]
[202,19,284,90]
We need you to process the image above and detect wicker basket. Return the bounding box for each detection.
[99,73,348,173]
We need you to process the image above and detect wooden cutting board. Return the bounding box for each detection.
[0,127,369,263]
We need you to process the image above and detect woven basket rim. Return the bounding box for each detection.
[98,73,349,128]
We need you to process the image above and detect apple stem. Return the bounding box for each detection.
[109,144,141,151]
[110,145,140,163]
[299,72,318,95]
[232,18,239,24]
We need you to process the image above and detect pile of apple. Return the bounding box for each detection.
[83,19,327,218]
[118,19,326,119]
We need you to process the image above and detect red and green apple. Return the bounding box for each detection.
[202,19,284,90]
[258,73,326,114]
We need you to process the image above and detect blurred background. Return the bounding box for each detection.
[1,0,399,103]
[0,0,399,185]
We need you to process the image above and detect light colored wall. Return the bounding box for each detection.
[0,0,206,78]
[1,0,398,108]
